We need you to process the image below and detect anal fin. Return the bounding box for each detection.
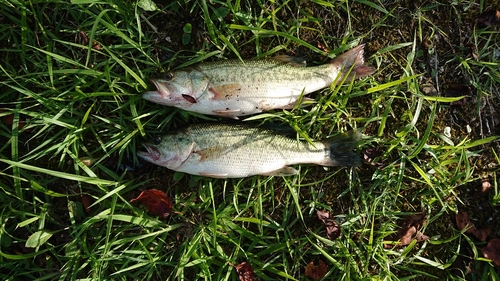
[278,97,315,109]
[262,166,298,176]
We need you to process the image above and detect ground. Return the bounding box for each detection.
[0,0,499,280]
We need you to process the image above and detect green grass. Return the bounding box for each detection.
[1,0,500,280]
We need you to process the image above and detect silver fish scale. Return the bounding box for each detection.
[175,124,329,177]
[195,60,336,97]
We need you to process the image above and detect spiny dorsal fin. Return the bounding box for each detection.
[272,55,307,67]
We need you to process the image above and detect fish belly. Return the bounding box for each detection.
[175,135,327,178]
[195,63,336,116]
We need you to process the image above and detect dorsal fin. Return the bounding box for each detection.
[272,55,307,67]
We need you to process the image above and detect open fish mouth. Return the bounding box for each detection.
[149,79,170,99]
[143,79,170,100]
[138,144,161,161]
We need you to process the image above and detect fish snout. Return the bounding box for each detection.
[140,143,162,161]
[150,79,170,99]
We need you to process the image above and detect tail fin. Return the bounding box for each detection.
[322,130,362,167]
[332,45,374,82]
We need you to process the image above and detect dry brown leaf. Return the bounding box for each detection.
[316,210,341,240]
[1,109,27,130]
[80,194,93,213]
[472,227,492,242]
[305,260,327,280]
[455,211,474,233]
[477,10,500,27]
[234,262,255,281]
[481,238,500,266]
[384,213,429,248]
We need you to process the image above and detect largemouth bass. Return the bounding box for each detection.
[137,123,361,178]
[143,45,373,118]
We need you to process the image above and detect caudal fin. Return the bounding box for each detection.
[332,45,374,82]
[321,130,362,167]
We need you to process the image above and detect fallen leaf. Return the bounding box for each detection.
[414,228,430,242]
[467,44,479,60]
[234,262,255,281]
[26,230,54,248]
[137,0,158,11]
[477,10,500,27]
[305,259,327,280]
[316,210,341,240]
[76,31,102,50]
[79,157,95,167]
[455,211,474,233]
[384,213,429,248]
[130,189,173,218]
[76,31,89,45]
[317,42,329,53]
[81,194,93,213]
[1,109,26,130]
[481,238,500,266]
[472,227,491,242]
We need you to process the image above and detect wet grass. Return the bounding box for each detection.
[1,0,499,280]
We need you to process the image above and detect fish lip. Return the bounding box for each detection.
[149,79,170,99]
[138,143,161,161]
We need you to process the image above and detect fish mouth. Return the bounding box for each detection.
[144,79,170,99]
[138,143,161,162]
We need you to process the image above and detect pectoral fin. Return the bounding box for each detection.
[209,85,243,100]
[262,166,298,176]
[172,141,200,169]
[194,146,225,161]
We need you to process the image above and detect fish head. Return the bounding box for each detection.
[137,134,193,169]
[138,135,177,166]
[142,70,208,106]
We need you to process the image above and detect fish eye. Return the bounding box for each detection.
[165,73,174,81]
[153,136,162,145]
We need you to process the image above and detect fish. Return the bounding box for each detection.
[142,45,373,118]
[137,123,361,178]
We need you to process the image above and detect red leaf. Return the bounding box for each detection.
[481,238,500,266]
[1,109,26,130]
[130,189,172,218]
[473,227,492,242]
[456,211,474,233]
[234,262,255,281]
[81,194,93,213]
[316,210,341,240]
[305,260,327,280]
